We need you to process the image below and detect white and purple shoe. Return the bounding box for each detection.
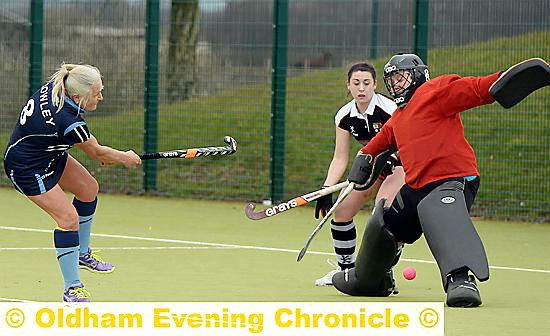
[79,249,115,274]
[63,283,91,302]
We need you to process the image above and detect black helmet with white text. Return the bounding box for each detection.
[383,53,430,107]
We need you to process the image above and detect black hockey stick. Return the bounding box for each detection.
[139,136,237,160]
[245,181,349,220]
[296,150,392,262]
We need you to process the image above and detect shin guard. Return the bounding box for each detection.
[333,200,398,296]
[417,181,489,290]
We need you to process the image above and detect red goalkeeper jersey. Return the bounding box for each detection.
[361,72,500,189]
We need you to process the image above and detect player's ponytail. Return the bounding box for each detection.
[50,63,101,112]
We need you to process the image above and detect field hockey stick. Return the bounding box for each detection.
[296,149,393,262]
[244,181,349,220]
[296,182,355,262]
[139,136,237,160]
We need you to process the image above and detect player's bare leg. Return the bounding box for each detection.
[59,155,114,274]
[29,186,90,302]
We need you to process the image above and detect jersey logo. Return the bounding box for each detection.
[349,125,359,137]
[372,122,383,133]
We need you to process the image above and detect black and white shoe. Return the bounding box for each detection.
[446,274,482,308]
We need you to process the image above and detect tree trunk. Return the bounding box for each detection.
[167,0,199,101]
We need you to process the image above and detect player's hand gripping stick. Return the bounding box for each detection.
[296,150,393,261]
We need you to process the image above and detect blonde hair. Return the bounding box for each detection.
[50,63,101,112]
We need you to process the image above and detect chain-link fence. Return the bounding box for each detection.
[0,0,548,222]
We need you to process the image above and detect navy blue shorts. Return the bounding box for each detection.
[3,153,68,196]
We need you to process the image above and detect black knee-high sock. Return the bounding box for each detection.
[330,219,356,269]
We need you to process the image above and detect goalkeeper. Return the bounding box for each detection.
[332,54,550,307]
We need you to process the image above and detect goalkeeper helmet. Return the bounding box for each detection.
[383,53,430,107]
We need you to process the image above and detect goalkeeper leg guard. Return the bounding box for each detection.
[332,200,398,297]
[417,180,489,291]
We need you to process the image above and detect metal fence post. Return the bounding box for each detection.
[144,0,160,191]
[413,0,429,64]
[270,0,289,202]
[370,0,379,60]
[29,0,44,96]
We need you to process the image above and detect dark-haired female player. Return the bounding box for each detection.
[314,62,404,286]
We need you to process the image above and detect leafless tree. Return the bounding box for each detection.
[167,0,199,101]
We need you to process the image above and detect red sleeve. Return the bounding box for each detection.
[360,117,396,156]
[435,72,500,117]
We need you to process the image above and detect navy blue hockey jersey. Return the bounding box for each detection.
[4,82,91,174]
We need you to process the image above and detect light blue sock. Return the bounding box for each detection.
[78,216,93,256]
[54,229,81,289]
[73,198,97,256]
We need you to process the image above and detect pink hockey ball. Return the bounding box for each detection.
[403,267,417,280]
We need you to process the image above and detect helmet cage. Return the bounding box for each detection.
[384,69,414,96]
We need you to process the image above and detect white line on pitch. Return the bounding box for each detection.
[0,297,36,303]
[0,246,236,251]
[1,225,549,274]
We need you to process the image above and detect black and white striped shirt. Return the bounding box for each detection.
[335,93,397,145]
